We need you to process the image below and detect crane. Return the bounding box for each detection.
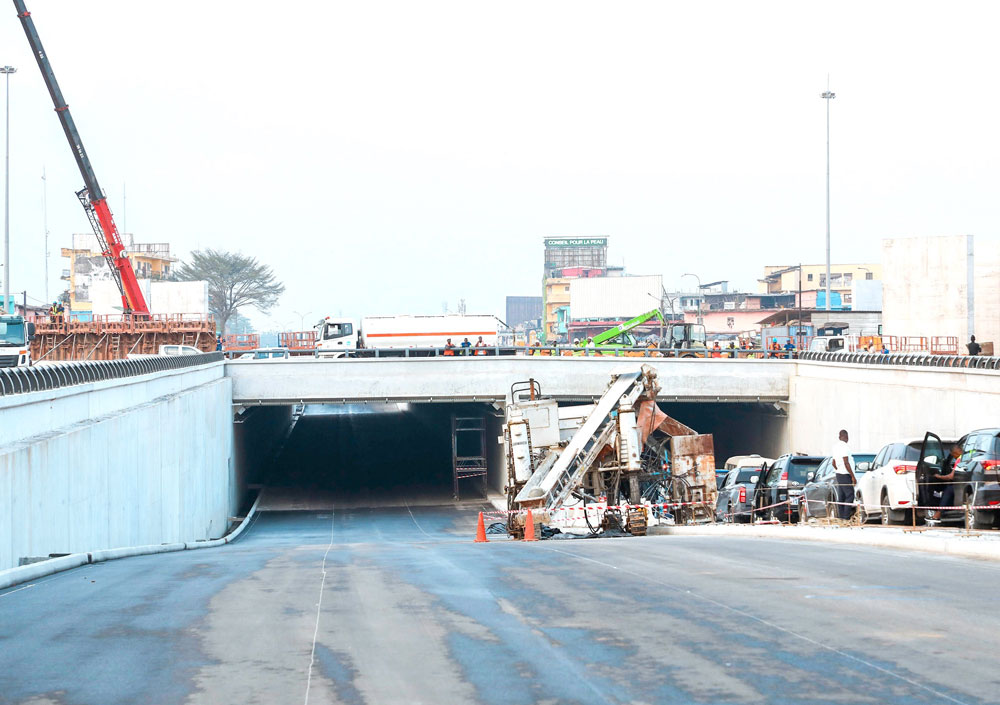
[13,0,149,316]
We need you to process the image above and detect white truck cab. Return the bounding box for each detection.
[0,315,35,368]
[808,333,864,353]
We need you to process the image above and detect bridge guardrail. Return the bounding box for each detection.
[309,346,771,359]
[797,351,1000,370]
[0,352,225,397]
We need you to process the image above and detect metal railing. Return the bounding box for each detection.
[308,345,779,359]
[798,351,1000,370]
[0,352,224,397]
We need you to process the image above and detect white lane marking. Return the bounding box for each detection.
[543,545,971,705]
[404,500,433,539]
[0,583,35,598]
[304,507,336,705]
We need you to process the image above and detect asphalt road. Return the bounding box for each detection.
[0,501,995,705]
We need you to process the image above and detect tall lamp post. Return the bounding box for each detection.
[1,65,15,314]
[821,80,836,312]
[682,273,703,325]
[292,310,313,330]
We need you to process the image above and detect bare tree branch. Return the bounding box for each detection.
[175,249,285,334]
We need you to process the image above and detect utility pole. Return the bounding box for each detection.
[797,263,803,352]
[42,167,49,302]
[2,66,15,314]
[821,78,836,312]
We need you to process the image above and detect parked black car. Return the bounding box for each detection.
[918,429,1000,528]
[753,454,825,522]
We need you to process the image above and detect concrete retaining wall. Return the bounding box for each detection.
[0,364,234,572]
[784,360,1000,455]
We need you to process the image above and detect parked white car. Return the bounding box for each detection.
[238,347,290,360]
[158,344,202,356]
[856,437,956,524]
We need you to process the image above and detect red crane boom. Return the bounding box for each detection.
[14,0,149,315]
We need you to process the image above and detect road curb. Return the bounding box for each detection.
[0,493,261,592]
[662,523,1000,561]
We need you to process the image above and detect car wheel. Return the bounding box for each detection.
[969,494,993,530]
[881,490,905,525]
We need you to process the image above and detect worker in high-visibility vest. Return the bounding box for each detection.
[443,338,456,356]
[474,336,488,356]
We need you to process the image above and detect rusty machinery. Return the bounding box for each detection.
[503,365,716,538]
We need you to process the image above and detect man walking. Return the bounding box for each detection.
[831,430,856,520]
[968,335,982,356]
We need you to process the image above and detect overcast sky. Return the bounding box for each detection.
[1,1,998,329]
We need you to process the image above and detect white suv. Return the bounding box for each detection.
[857,437,956,524]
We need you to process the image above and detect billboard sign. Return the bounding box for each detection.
[544,237,608,248]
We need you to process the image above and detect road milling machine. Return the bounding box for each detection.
[503,365,716,538]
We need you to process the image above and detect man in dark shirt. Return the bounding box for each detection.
[967,336,982,356]
[930,445,963,521]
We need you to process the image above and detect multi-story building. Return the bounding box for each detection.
[542,237,620,341]
[59,233,206,317]
[759,263,881,308]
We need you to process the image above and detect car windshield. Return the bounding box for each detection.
[787,459,822,485]
[0,320,26,346]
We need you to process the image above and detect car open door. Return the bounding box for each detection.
[752,461,772,518]
[916,432,944,509]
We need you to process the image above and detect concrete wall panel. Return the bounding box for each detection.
[0,375,233,572]
[784,361,1000,456]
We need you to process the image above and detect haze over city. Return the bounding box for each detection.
[1,0,998,327]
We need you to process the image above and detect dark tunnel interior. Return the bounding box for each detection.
[260,403,500,502]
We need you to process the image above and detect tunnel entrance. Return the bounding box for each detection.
[657,402,787,463]
[256,402,503,508]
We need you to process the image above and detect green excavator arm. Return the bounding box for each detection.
[589,309,665,346]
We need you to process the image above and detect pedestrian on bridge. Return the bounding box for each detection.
[444,338,456,356]
[968,335,982,356]
[783,339,796,359]
[460,337,472,355]
[474,336,488,356]
[831,430,856,520]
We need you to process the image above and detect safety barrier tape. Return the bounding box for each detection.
[484,500,710,520]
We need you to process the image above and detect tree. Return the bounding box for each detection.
[176,249,285,334]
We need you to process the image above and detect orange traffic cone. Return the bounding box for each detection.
[474,512,489,543]
[524,509,538,542]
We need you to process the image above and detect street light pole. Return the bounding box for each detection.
[292,310,312,330]
[682,273,703,325]
[1,66,15,314]
[821,79,835,312]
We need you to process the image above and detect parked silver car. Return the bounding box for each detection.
[715,465,766,523]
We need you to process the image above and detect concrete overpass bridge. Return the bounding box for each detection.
[226,356,791,406]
